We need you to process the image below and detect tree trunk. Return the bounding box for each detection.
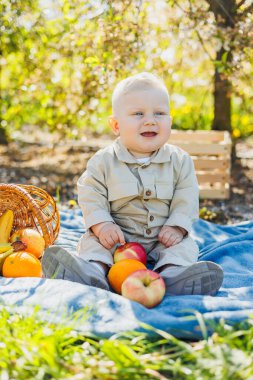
[207,0,236,132]
[0,127,9,145]
[213,49,232,132]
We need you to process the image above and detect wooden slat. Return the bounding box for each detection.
[169,130,228,143]
[170,142,231,155]
[199,187,230,200]
[197,172,230,184]
[193,158,229,170]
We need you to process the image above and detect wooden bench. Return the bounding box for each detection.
[169,130,232,199]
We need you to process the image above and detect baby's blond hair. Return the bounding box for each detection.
[112,72,169,114]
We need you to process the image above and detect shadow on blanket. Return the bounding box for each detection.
[0,209,252,340]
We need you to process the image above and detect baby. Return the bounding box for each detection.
[42,72,223,296]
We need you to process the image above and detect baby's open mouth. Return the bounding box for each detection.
[141,132,157,137]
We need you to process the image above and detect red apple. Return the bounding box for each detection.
[10,228,45,259]
[114,242,147,265]
[121,269,166,308]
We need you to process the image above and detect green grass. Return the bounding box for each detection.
[0,306,252,380]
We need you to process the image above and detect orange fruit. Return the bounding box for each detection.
[2,251,43,278]
[108,259,146,294]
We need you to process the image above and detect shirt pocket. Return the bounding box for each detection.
[108,181,139,202]
[155,183,174,200]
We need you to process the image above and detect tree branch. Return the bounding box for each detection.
[195,29,216,61]
[206,0,236,27]
[174,0,191,14]
[237,0,247,8]
[187,0,215,61]
[241,3,253,14]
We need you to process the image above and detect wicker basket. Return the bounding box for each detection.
[0,183,60,247]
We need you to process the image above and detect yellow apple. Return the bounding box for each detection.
[10,228,45,259]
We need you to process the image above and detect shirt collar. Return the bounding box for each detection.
[113,138,172,164]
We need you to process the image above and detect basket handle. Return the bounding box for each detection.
[0,183,52,246]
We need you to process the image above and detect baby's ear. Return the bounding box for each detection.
[108,116,120,135]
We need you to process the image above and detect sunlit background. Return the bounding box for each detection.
[1,0,252,142]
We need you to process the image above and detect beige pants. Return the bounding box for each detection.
[77,229,199,271]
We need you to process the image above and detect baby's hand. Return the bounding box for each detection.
[94,222,125,249]
[158,225,185,248]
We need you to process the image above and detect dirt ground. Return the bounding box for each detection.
[0,134,253,225]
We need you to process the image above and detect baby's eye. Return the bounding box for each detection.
[155,111,166,116]
[133,112,143,116]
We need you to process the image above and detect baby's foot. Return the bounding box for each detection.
[42,246,110,291]
[159,261,223,296]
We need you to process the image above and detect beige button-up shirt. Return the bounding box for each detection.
[77,138,199,244]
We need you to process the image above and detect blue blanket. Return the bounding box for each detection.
[0,209,252,340]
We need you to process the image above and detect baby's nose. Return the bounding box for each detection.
[144,116,156,125]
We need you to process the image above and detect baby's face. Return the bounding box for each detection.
[110,87,172,158]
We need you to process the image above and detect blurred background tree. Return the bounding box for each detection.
[180,0,253,132]
[0,0,252,144]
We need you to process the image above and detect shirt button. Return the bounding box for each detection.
[145,190,151,196]
[149,215,154,221]
[146,228,152,235]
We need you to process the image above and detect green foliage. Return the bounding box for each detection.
[1,0,143,138]
[1,0,253,139]
[0,305,253,379]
